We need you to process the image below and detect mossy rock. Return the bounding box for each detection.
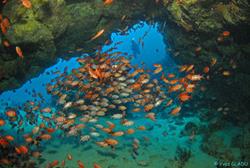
[6,19,53,44]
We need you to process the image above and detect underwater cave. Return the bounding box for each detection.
[0,0,250,168]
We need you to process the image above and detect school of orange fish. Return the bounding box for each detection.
[0,0,234,167]
[0,41,206,167]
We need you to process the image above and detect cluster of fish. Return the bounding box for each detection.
[0,42,204,167]
[44,41,204,143]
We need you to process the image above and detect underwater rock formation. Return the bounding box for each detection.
[174,145,192,168]
[201,133,236,162]
[0,0,150,92]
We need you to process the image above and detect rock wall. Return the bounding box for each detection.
[0,0,151,92]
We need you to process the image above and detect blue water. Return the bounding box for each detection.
[1,22,214,168]
[0,22,175,107]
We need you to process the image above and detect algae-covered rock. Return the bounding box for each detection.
[6,19,53,44]
[201,133,235,161]
[164,0,249,32]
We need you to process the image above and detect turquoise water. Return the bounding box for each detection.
[0,22,244,168]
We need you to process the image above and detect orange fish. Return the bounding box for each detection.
[0,138,9,148]
[106,121,115,129]
[104,138,118,146]
[203,66,210,73]
[169,79,179,85]
[2,18,10,29]
[15,147,22,154]
[179,92,191,102]
[24,137,33,143]
[1,23,7,34]
[21,0,32,9]
[170,106,181,115]
[144,104,154,112]
[153,64,163,74]
[41,107,52,113]
[5,135,14,141]
[137,125,146,131]
[32,151,41,158]
[94,163,102,168]
[46,128,55,133]
[187,74,203,81]
[0,119,5,126]
[103,0,113,5]
[90,29,105,41]
[77,160,85,168]
[50,160,59,168]
[96,141,109,148]
[222,31,230,37]
[132,108,141,112]
[40,134,52,140]
[15,46,24,59]
[145,113,156,121]
[168,73,175,78]
[2,40,10,47]
[126,128,135,134]
[88,66,99,79]
[186,65,194,72]
[61,160,65,167]
[111,131,124,137]
[5,110,17,117]
[179,65,187,72]
[169,84,182,92]
[17,145,28,154]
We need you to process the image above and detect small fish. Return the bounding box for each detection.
[41,107,52,113]
[170,106,181,115]
[5,110,17,117]
[111,131,124,137]
[90,29,105,41]
[2,40,10,47]
[17,145,29,154]
[126,128,135,134]
[96,141,108,147]
[0,118,5,126]
[222,31,230,37]
[67,153,73,160]
[40,134,52,140]
[21,0,32,9]
[103,0,113,5]
[94,163,102,168]
[32,151,41,158]
[104,138,118,146]
[153,64,163,74]
[211,57,217,66]
[166,99,173,106]
[49,160,59,168]
[169,84,182,92]
[77,160,85,168]
[222,71,230,76]
[5,135,14,141]
[145,113,155,121]
[15,46,24,59]
[137,125,146,131]
[178,92,191,102]
[203,66,210,73]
